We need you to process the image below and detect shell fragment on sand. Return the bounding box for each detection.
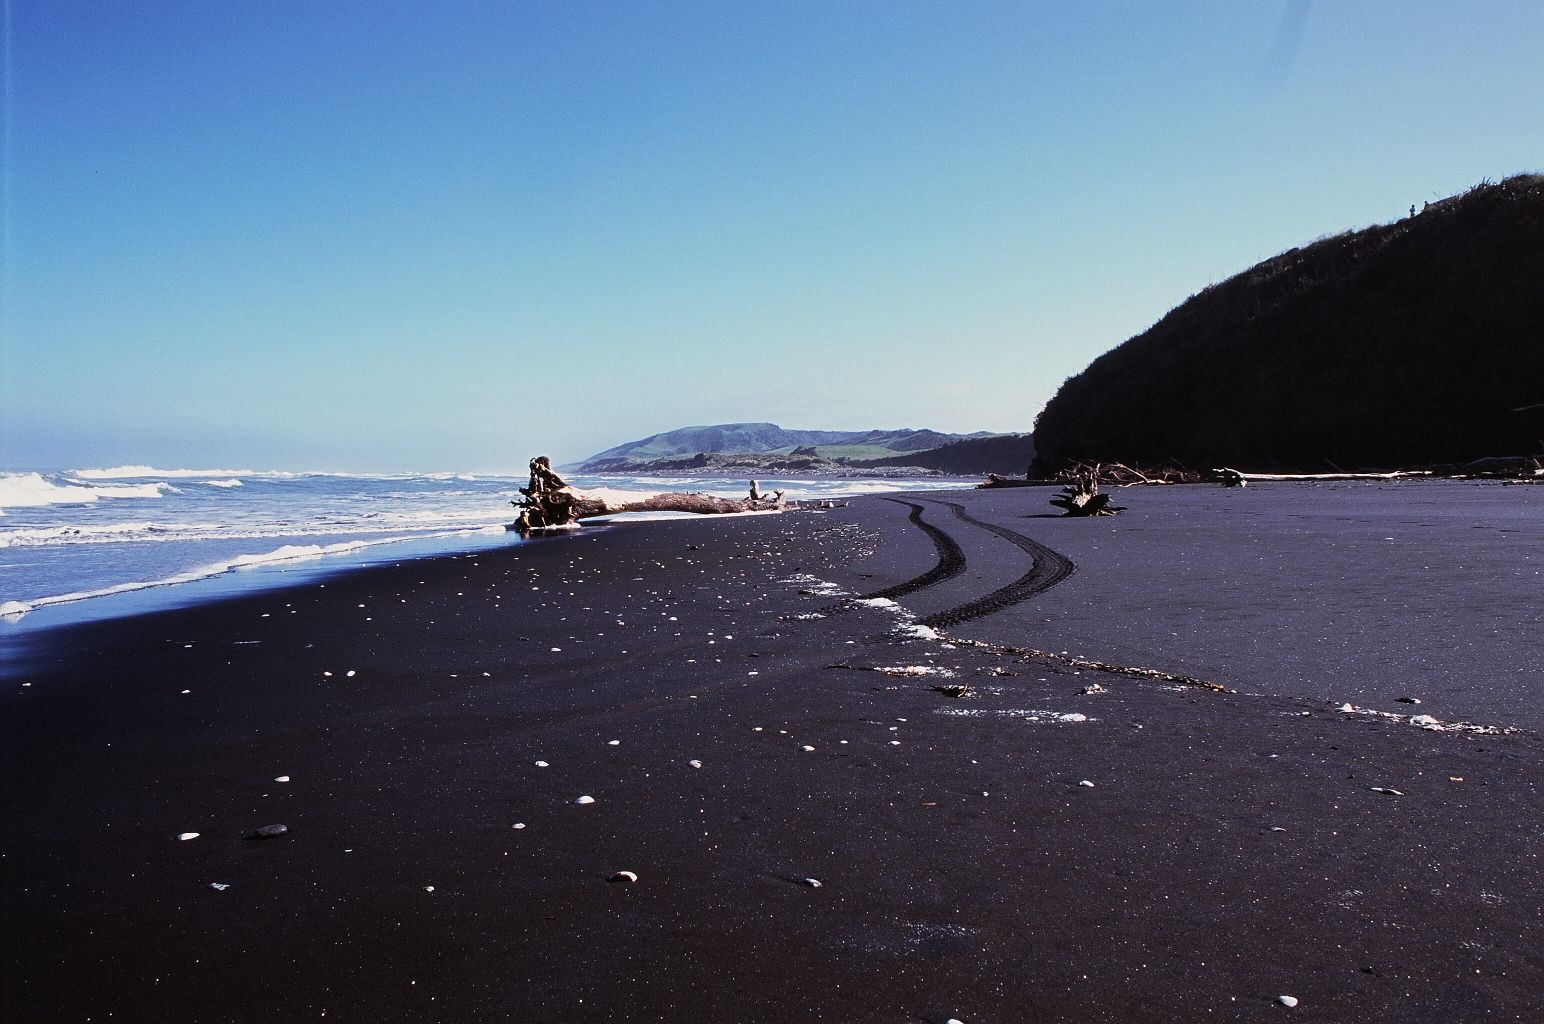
[609,871,639,884]
[178,832,200,841]
[574,795,596,805]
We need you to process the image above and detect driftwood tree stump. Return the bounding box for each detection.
[1049,464,1127,517]
[510,456,787,531]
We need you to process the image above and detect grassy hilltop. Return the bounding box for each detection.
[573,423,1027,476]
[1032,174,1544,474]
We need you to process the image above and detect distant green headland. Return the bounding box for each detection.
[572,423,1033,478]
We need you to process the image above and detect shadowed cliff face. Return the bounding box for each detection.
[1032,174,1544,474]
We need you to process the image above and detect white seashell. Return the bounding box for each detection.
[607,740,620,746]
[1369,787,1404,796]
[802,877,822,888]
[1270,827,1288,833]
[208,882,229,891]
[609,870,638,884]
[688,760,703,768]
[273,775,290,783]
[1079,780,1096,788]
[423,885,435,893]
[512,823,525,829]
[178,832,200,841]
[346,670,356,678]
[1336,702,1355,713]
[1409,714,1440,727]
[534,760,549,767]
[1278,995,1299,1007]
[574,795,595,805]
[801,745,815,751]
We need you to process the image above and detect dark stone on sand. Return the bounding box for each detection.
[248,824,290,840]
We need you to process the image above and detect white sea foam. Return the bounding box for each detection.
[72,465,259,479]
[202,478,243,488]
[0,472,172,511]
[0,521,171,548]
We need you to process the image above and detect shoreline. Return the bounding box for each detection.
[5,485,1541,1022]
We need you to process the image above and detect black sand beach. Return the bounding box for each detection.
[4,483,1542,1023]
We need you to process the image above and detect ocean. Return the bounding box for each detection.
[0,467,966,627]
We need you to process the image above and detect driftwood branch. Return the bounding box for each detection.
[509,456,786,531]
[1049,463,1126,516]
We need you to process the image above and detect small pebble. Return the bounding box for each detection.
[609,870,639,884]
[574,795,595,805]
[250,824,289,839]
[1278,995,1299,1008]
[1396,696,1421,704]
[178,832,200,841]
[1079,780,1096,788]
[345,670,356,678]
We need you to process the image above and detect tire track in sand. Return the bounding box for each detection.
[915,499,1076,629]
[859,499,968,599]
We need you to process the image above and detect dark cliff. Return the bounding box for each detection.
[1031,175,1544,473]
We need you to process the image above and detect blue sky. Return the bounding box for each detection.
[3,1,1540,472]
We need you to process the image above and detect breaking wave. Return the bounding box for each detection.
[0,472,173,512]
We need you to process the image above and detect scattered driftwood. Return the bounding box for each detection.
[1216,468,1248,488]
[980,472,1038,488]
[509,455,786,531]
[1049,464,1127,516]
[1448,455,1543,478]
[1212,466,1433,483]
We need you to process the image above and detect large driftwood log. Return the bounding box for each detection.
[1049,464,1126,517]
[509,456,786,531]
